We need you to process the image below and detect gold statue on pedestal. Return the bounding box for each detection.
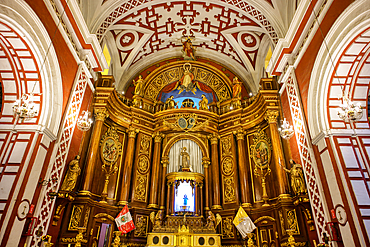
[180,147,191,171]
[60,155,81,192]
[133,75,144,97]
[199,94,209,110]
[283,159,307,195]
[205,211,222,230]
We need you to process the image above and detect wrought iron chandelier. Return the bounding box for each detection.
[278,118,294,140]
[76,110,93,131]
[337,95,363,122]
[12,94,38,120]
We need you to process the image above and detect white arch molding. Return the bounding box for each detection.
[0,0,63,246]
[308,0,370,245]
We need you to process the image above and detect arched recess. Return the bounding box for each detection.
[162,134,209,162]
[0,0,63,135]
[142,61,234,103]
[308,0,370,244]
[0,0,63,245]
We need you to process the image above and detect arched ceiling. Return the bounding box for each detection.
[80,0,295,92]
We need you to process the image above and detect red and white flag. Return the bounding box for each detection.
[115,205,135,233]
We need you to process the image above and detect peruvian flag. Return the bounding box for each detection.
[115,205,135,233]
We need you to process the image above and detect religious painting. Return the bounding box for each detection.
[100,127,122,165]
[250,130,272,169]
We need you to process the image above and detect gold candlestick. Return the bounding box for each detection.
[254,166,271,206]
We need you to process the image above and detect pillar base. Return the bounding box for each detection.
[211,205,222,210]
[78,190,92,196]
[278,194,292,202]
[117,201,128,206]
[148,204,159,209]
[160,206,166,210]
[242,202,252,208]
[204,207,210,211]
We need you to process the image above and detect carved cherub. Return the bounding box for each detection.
[150,210,163,229]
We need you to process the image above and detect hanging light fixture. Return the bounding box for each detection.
[76,110,93,131]
[278,118,294,140]
[337,94,363,122]
[12,94,38,120]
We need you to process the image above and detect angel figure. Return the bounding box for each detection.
[150,210,163,229]
[232,77,242,99]
[205,211,222,230]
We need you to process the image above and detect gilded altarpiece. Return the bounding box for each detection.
[219,135,239,208]
[131,133,153,205]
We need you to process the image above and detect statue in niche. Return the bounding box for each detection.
[183,194,188,205]
[177,63,197,94]
[180,147,191,171]
[283,159,307,195]
[60,155,81,192]
[164,96,178,110]
[198,94,209,110]
[133,75,144,97]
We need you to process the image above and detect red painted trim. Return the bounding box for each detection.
[271,0,318,75]
[60,0,103,71]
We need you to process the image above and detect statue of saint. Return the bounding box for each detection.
[178,63,196,94]
[199,94,209,110]
[205,211,216,229]
[60,155,81,192]
[182,37,196,61]
[180,147,190,170]
[133,75,144,97]
[232,77,242,98]
[283,159,307,195]
[164,96,178,110]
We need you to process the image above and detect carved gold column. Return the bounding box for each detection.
[199,183,204,216]
[81,108,109,194]
[233,129,252,207]
[194,182,199,216]
[166,181,172,216]
[264,110,289,196]
[148,132,164,208]
[118,126,139,205]
[202,157,210,211]
[160,156,169,210]
[208,133,222,209]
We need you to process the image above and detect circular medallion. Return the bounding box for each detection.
[178,117,187,129]
[188,117,195,129]
[101,137,119,164]
[138,155,149,174]
[251,140,271,168]
[17,200,30,220]
[222,157,233,176]
[335,205,347,226]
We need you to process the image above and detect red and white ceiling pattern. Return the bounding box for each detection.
[96,0,280,90]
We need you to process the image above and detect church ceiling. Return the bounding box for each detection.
[83,0,291,92]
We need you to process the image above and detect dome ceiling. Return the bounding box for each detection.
[83,0,293,92]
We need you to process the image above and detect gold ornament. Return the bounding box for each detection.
[222,217,234,238]
[264,110,279,124]
[223,177,236,202]
[94,108,109,121]
[68,205,83,231]
[134,215,148,237]
[134,175,147,201]
[140,135,151,154]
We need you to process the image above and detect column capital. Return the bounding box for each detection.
[202,157,210,168]
[94,108,109,121]
[153,132,165,143]
[127,126,139,138]
[264,110,279,124]
[233,128,246,140]
[207,133,219,145]
[161,156,169,167]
